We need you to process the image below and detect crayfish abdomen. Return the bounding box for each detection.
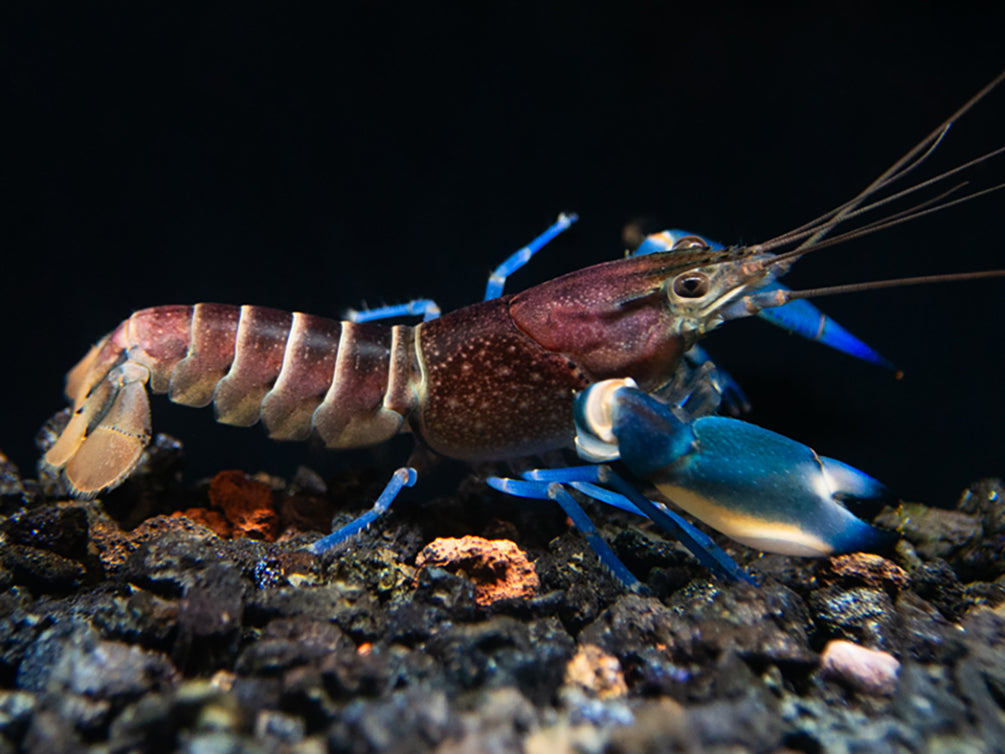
[45,302,417,496]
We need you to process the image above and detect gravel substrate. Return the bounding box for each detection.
[0,440,1003,754]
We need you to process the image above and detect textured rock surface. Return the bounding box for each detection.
[415,535,539,605]
[0,450,1003,752]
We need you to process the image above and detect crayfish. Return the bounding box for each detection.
[42,73,1005,587]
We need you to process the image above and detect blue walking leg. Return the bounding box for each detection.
[483,213,578,300]
[346,213,578,323]
[522,465,755,584]
[307,467,418,554]
[346,299,442,323]
[488,476,643,590]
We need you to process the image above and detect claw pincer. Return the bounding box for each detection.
[575,378,896,558]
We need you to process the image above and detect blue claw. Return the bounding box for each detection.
[575,379,896,558]
[753,284,895,369]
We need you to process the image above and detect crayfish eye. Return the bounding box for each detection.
[672,271,711,298]
[671,235,709,251]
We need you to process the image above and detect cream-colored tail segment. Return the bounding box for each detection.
[44,334,152,498]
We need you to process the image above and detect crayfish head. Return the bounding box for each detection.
[658,245,784,338]
[509,237,785,393]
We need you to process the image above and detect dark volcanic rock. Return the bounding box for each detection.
[16,620,178,700]
[3,450,1002,751]
[808,585,898,650]
[2,503,91,561]
[327,687,461,754]
[425,615,575,704]
[0,690,37,743]
[893,662,969,738]
[581,581,816,670]
[0,544,88,593]
[0,452,28,502]
[235,617,350,676]
[877,479,1005,583]
[246,583,385,641]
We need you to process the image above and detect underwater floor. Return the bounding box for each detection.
[0,434,1003,754]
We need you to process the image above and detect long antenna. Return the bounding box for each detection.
[773,270,1005,303]
[752,71,1005,261]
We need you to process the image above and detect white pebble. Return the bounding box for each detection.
[820,639,900,695]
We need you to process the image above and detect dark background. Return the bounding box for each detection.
[4,4,1003,505]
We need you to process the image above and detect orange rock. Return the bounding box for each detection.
[415,535,539,606]
[564,644,628,699]
[820,552,909,591]
[207,470,280,541]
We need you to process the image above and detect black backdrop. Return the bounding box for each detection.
[4,4,1003,504]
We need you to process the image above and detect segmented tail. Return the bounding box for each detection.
[45,303,418,497]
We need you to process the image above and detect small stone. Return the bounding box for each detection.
[820,639,900,695]
[0,691,37,741]
[910,559,966,621]
[107,692,175,751]
[819,553,909,591]
[254,709,305,744]
[607,697,691,753]
[892,662,968,736]
[808,586,896,648]
[875,502,980,561]
[179,564,246,640]
[89,514,216,576]
[3,503,91,561]
[415,536,539,606]
[195,701,240,734]
[563,643,627,700]
[235,617,348,676]
[22,709,85,753]
[17,621,178,700]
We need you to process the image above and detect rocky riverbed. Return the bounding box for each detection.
[0,432,1003,753]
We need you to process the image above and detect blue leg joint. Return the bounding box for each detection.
[483,213,578,300]
[307,467,418,554]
